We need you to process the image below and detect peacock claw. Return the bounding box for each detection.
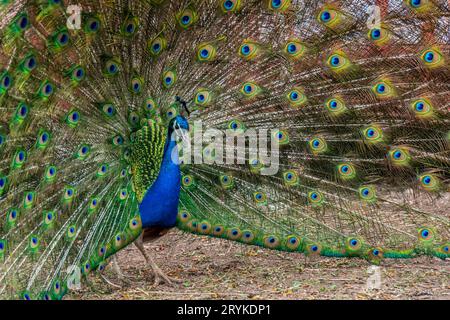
[110,255,138,283]
[150,266,182,287]
[134,233,182,287]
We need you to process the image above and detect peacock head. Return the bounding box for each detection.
[169,115,190,143]
[170,115,189,131]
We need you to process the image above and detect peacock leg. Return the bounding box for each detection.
[134,234,182,286]
[111,255,136,283]
[99,273,123,289]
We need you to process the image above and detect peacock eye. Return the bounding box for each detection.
[268,0,290,11]
[112,135,124,146]
[238,41,260,60]
[309,137,327,154]
[90,21,99,31]
[121,16,139,36]
[418,227,433,241]
[182,15,190,24]
[221,0,240,12]
[318,8,339,25]
[200,49,209,58]
[388,147,410,166]
[162,70,177,88]
[271,0,281,8]
[130,78,143,94]
[410,98,434,119]
[84,16,101,34]
[324,96,347,116]
[424,51,434,62]
[337,163,356,180]
[308,191,324,206]
[368,26,391,45]
[372,79,395,98]
[240,82,261,98]
[44,83,53,95]
[415,101,424,111]
[16,15,29,30]
[56,31,69,46]
[66,110,81,128]
[320,10,332,22]
[326,52,351,72]
[16,103,29,119]
[102,103,116,117]
[362,125,383,143]
[177,8,198,29]
[418,173,439,191]
[228,119,245,132]
[69,65,85,83]
[420,48,444,68]
[290,91,298,100]
[371,28,381,39]
[1,72,12,91]
[126,24,134,33]
[288,43,297,53]
[149,36,167,56]
[284,40,306,60]
[283,170,299,186]
[223,0,234,10]
[104,59,120,76]
[409,0,425,8]
[25,56,37,70]
[330,55,341,66]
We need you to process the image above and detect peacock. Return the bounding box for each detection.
[0,0,449,300]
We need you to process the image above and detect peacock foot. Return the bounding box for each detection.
[149,262,182,286]
[110,255,138,283]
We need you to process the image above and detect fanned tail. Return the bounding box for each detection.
[0,1,161,299]
[169,0,450,263]
[0,0,449,300]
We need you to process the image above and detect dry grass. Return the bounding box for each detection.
[67,229,450,300]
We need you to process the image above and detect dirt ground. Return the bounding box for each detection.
[67,229,450,300]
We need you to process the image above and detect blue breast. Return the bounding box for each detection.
[139,136,181,228]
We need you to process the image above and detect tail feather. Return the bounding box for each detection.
[174,0,450,263]
[0,0,448,300]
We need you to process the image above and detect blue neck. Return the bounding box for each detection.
[139,131,181,228]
